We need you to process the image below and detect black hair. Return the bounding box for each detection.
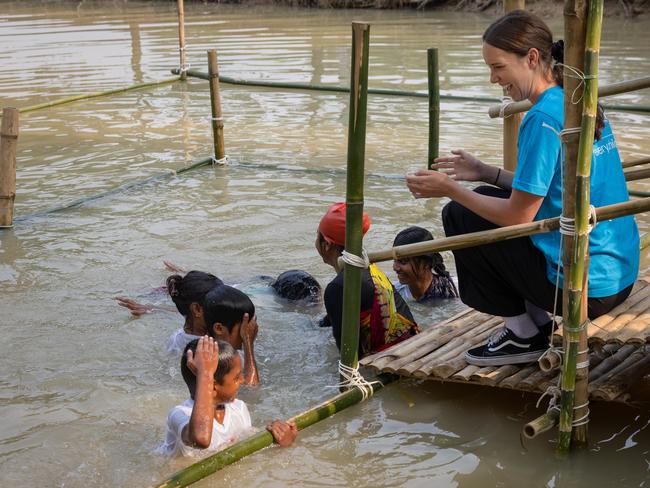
[166,271,223,317]
[393,226,459,298]
[202,284,255,336]
[483,10,604,140]
[181,339,239,399]
[271,269,322,303]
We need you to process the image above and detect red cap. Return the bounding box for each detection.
[318,202,371,246]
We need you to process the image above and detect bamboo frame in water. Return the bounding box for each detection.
[0,108,19,228]
[207,50,226,160]
[177,0,187,80]
[340,22,371,372]
[427,48,439,170]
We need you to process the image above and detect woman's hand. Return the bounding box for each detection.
[267,420,298,447]
[432,149,488,182]
[240,313,258,344]
[406,169,456,199]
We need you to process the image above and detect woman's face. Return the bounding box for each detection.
[393,258,428,286]
[482,43,537,101]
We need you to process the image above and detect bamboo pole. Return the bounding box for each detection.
[488,76,650,118]
[207,50,226,161]
[0,108,18,228]
[152,375,391,488]
[557,0,602,453]
[19,77,180,114]
[622,156,650,169]
[524,409,560,439]
[427,48,440,170]
[177,0,187,81]
[624,166,650,182]
[501,0,523,171]
[504,0,525,11]
[340,22,371,374]
[177,69,650,113]
[367,197,650,263]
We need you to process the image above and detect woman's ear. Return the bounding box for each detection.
[212,322,226,338]
[527,47,540,67]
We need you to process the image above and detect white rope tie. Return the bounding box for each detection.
[498,96,516,119]
[341,249,370,269]
[211,155,230,166]
[539,345,563,367]
[552,61,596,105]
[537,384,561,412]
[210,116,224,122]
[330,361,382,401]
[572,401,590,427]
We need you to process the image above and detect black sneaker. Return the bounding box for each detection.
[464,328,549,366]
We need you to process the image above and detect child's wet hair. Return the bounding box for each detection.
[202,285,255,335]
[181,339,239,398]
[271,270,322,303]
[166,271,223,317]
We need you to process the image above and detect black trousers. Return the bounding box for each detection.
[441,186,632,319]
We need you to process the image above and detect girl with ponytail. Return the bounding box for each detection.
[405,10,638,366]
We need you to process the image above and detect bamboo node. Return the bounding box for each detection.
[211,155,230,166]
[342,249,369,269]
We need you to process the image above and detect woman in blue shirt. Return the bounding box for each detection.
[405,10,639,366]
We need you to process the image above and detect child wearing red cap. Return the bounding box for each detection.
[315,203,419,357]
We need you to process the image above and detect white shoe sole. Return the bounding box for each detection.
[464,349,545,367]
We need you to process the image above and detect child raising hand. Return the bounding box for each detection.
[162,336,297,457]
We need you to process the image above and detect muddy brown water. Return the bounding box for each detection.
[1,2,649,486]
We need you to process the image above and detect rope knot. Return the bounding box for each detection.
[341,249,370,269]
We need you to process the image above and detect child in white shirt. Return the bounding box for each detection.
[162,337,296,457]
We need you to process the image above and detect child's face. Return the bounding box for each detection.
[211,322,244,350]
[214,354,243,404]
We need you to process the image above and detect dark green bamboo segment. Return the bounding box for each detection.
[207,50,226,160]
[367,197,650,264]
[152,376,391,487]
[427,48,440,170]
[523,409,560,439]
[0,108,19,228]
[19,77,180,114]
[341,22,371,372]
[177,0,187,81]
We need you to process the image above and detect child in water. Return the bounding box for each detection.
[161,336,297,457]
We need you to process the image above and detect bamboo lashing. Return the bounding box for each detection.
[207,50,226,162]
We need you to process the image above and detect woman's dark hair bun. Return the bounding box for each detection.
[551,39,564,63]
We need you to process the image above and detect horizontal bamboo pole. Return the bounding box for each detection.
[153,375,392,488]
[624,166,650,182]
[591,352,650,401]
[14,156,213,223]
[622,156,650,169]
[523,409,560,439]
[368,197,650,263]
[499,364,538,389]
[488,76,650,118]
[176,69,650,114]
[19,76,181,114]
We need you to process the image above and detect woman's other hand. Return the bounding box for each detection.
[406,169,455,199]
[432,149,486,182]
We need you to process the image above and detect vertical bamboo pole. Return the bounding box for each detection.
[177,0,187,81]
[557,0,591,454]
[504,0,525,11]
[207,50,226,161]
[340,22,370,373]
[427,48,440,170]
[0,108,18,228]
[502,0,524,171]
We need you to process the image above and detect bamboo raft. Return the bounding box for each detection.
[360,277,650,404]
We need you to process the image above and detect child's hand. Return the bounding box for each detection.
[114,296,152,316]
[163,260,186,273]
[240,313,258,344]
[187,336,219,377]
[266,420,298,447]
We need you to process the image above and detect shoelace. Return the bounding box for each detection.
[487,327,509,347]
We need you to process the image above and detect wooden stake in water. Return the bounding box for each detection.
[0,108,18,228]
[427,48,440,170]
[502,0,524,171]
[177,0,187,80]
[340,22,371,374]
[207,50,226,161]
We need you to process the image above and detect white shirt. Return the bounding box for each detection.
[166,328,200,356]
[161,398,252,458]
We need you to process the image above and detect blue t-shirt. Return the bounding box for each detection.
[512,86,639,297]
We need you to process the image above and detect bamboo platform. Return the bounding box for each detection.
[360,277,650,404]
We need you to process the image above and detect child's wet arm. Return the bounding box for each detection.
[185,373,215,448]
[242,340,260,387]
